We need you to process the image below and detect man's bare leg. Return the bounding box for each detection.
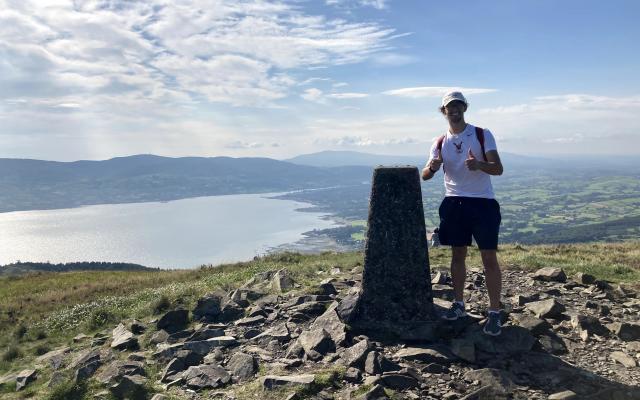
[480,249,502,311]
[451,246,467,302]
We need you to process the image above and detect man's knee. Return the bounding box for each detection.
[451,246,467,264]
[480,250,499,269]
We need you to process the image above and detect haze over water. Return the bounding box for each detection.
[0,193,339,269]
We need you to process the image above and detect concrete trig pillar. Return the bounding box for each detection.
[352,166,435,333]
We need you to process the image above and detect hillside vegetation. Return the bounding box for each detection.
[1,242,639,398]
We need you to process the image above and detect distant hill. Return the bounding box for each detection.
[0,261,154,276]
[0,155,371,213]
[284,150,559,169]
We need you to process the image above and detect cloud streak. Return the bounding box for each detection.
[383,86,498,98]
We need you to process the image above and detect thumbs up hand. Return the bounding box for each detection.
[465,148,479,171]
[429,148,443,172]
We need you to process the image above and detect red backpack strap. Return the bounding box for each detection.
[475,126,488,161]
[436,135,446,172]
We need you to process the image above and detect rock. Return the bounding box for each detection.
[235,316,266,326]
[73,333,91,342]
[251,323,290,343]
[450,338,475,363]
[129,320,147,334]
[355,384,389,400]
[511,314,552,335]
[227,352,257,381]
[341,339,371,368]
[459,385,507,400]
[511,293,540,306]
[151,395,169,400]
[261,374,316,390]
[161,358,187,383]
[192,293,223,321]
[111,323,138,351]
[318,282,338,296]
[157,309,189,333]
[532,267,567,282]
[463,368,515,395]
[35,347,70,370]
[181,336,238,354]
[344,367,362,383]
[525,298,566,319]
[468,326,536,355]
[219,300,245,322]
[537,333,568,355]
[549,390,578,400]
[573,272,596,285]
[395,347,452,364]
[150,329,169,344]
[379,372,419,390]
[183,364,231,389]
[611,351,637,368]
[570,314,609,337]
[311,302,347,346]
[108,374,147,399]
[187,326,226,341]
[15,369,37,391]
[299,328,335,356]
[432,271,449,284]
[272,269,295,292]
[607,322,640,341]
[71,349,103,381]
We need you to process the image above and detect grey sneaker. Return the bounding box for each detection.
[483,312,502,336]
[442,302,466,321]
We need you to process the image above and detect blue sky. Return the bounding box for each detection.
[1,0,639,160]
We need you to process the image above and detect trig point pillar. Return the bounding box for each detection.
[354,166,435,329]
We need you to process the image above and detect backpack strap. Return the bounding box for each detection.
[475,126,488,162]
[436,135,446,173]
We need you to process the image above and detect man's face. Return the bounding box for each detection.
[444,100,466,124]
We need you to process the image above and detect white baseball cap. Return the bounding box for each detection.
[441,91,467,107]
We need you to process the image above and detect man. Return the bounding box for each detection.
[421,91,504,336]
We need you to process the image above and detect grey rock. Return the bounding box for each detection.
[344,367,362,383]
[355,384,389,400]
[459,385,508,400]
[463,368,515,395]
[261,374,315,390]
[183,364,231,389]
[161,358,187,383]
[311,302,347,346]
[150,329,169,344]
[532,267,567,282]
[511,314,552,335]
[607,322,640,341]
[272,269,295,292]
[432,271,449,284]
[299,328,335,356]
[537,333,568,355]
[379,372,419,390]
[192,293,223,321]
[181,336,238,354]
[219,301,245,322]
[549,390,578,400]
[468,326,536,354]
[186,325,226,341]
[108,374,147,399]
[35,347,70,370]
[573,272,596,285]
[227,352,257,381]
[450,338,475,363]
[235,315,266,326]
[570,314,609,337]
[15,369,37,391]
[525,298,566,319]
[341,339,371,368]
[611,351,637,368]
[111,323,138,350]
[318,282,338,296]
[511,293,540,306]
[129,320,147,334]
[395,347,452,364]
[157,309,189,332]
[47,371,66,388]
[151,395,169,400]
[251,323,290,343]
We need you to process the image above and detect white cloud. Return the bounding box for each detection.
[383,86,498,98]
[326,0,389,10]
[301,88,326,103]
[327,92,369,99]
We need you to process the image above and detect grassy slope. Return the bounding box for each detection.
[1,242,639,397]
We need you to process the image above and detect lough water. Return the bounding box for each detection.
[0,193,339,269]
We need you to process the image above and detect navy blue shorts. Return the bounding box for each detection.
[438,197,501,250]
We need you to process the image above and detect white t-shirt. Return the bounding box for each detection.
[427,124,498,199]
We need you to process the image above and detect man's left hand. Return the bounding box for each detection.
[465,149,480,171]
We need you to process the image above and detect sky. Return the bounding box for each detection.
[1,0,639,161]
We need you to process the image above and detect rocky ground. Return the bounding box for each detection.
[2,264,639,400]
